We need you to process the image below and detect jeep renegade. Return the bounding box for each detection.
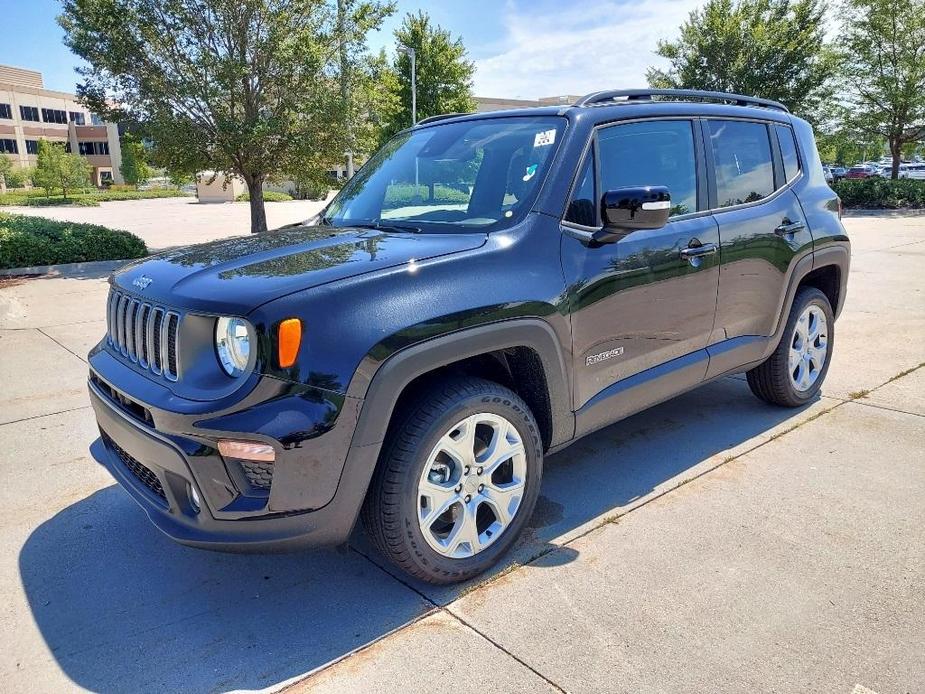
[88,89,850,584]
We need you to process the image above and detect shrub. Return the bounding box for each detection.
[0,188,190,207]
[833,178,925,209]
[0,212,147,269]
[235,190,294,202]
[383,183,469,208]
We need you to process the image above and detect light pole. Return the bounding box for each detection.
[397,44,417,125]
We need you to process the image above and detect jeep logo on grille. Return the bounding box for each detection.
[132,275,153,290]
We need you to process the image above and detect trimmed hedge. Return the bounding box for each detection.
[0,212,147,269]
[235,191,294,202]
[383,183,469,208]
[833,178,925,209]
[0,188,190,207]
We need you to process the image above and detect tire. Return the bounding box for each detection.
[362,377,543,584]
[747,286,834,407]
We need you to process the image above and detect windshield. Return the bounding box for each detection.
[324,116,566,233]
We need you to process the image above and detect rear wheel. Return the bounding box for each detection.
[362,378,543,584]
[747,287,834,407]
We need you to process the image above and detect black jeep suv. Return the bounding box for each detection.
[88,89,849,584]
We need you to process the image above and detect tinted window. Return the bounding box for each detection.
[708,120,774,207]
[598,120,698,217]
[564,151,596,226]
[776,125,800,181]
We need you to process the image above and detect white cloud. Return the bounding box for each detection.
[472,0,702,99]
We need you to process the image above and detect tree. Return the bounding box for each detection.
[838,0,925,178]
[120,133,151,188]
[0,156,12,193]
[60,0,391,233]
[647,0,837,122]
[378,11,475,143]
[32,141,90,199]
[336,0,396,178]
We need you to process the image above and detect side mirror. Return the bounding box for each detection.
[593,186,671,243]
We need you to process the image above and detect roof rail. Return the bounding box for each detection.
[573,88,789,113]
[415,112,470,126]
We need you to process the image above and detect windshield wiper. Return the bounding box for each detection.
[349,220,422,234]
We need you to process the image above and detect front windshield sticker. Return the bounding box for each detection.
[534,129,556,147]
[522,163,538,181]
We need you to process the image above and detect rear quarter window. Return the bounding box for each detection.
[708,120,775,208]
[775,124,801,182]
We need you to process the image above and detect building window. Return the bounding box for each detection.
[0,103,11,119]
[78,141,109,156]
[25,140,39,155]
[41,108,68,124]
[0,139,18,154]
[68,111,86,125]
[20,105,40,122]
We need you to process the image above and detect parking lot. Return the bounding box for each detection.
[0,210,922,692]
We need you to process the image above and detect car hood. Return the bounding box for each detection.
[111,225,487,314]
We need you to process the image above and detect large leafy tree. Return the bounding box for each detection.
[838,0,925,178]
[119,133,151,188]
[59,0,390,233]
[377,11,475,144]
[32,141,90,198]
[647,0,837,122]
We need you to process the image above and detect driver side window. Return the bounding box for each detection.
[597,119,699,218]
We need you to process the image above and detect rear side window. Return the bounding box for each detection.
[775,125,800,182]
[708,120,774,208]
[564,151,596,227]
[597,120,698,217]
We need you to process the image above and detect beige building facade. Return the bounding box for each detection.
[474,95,582,112]
[0,64,123,186]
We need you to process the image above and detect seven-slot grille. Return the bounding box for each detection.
[107,289,180,380]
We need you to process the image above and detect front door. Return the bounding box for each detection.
[561,118,720,430]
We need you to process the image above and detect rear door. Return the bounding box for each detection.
[704,119,812,374]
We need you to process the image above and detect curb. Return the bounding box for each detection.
[0,258,133,279]
[842,208,925,217]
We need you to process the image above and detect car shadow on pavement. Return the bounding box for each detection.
[18,376,820,692]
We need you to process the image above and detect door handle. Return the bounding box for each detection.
[775,220,806,236]
[679,242,717,260]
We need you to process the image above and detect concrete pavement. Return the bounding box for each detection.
[0,213,922,692]
[5,195,332,251]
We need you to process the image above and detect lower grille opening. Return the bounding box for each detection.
[102,433,168,505]
[239,459,274,491]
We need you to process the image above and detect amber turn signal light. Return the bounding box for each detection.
[277,318,301,368]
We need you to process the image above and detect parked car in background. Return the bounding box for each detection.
[906,163,925,180]
[822,166,834,183]
[831,166,847,181]
[846,165,878,179]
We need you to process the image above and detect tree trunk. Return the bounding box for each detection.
[890,138,902,180]
[246,178,268,234]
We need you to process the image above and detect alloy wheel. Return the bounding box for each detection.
[417,413,527,559]
[789,304,828,392]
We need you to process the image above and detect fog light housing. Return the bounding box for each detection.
[188,484,201,513]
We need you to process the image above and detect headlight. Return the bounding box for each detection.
[215,317,251,377]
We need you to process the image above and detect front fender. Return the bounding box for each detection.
[347,318,575,449]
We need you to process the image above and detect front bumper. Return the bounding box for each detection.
[88,351,378,552]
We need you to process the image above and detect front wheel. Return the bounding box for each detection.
[362,378,543,584]
[747,286,834,407]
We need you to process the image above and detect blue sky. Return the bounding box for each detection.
[1,0,700,99]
